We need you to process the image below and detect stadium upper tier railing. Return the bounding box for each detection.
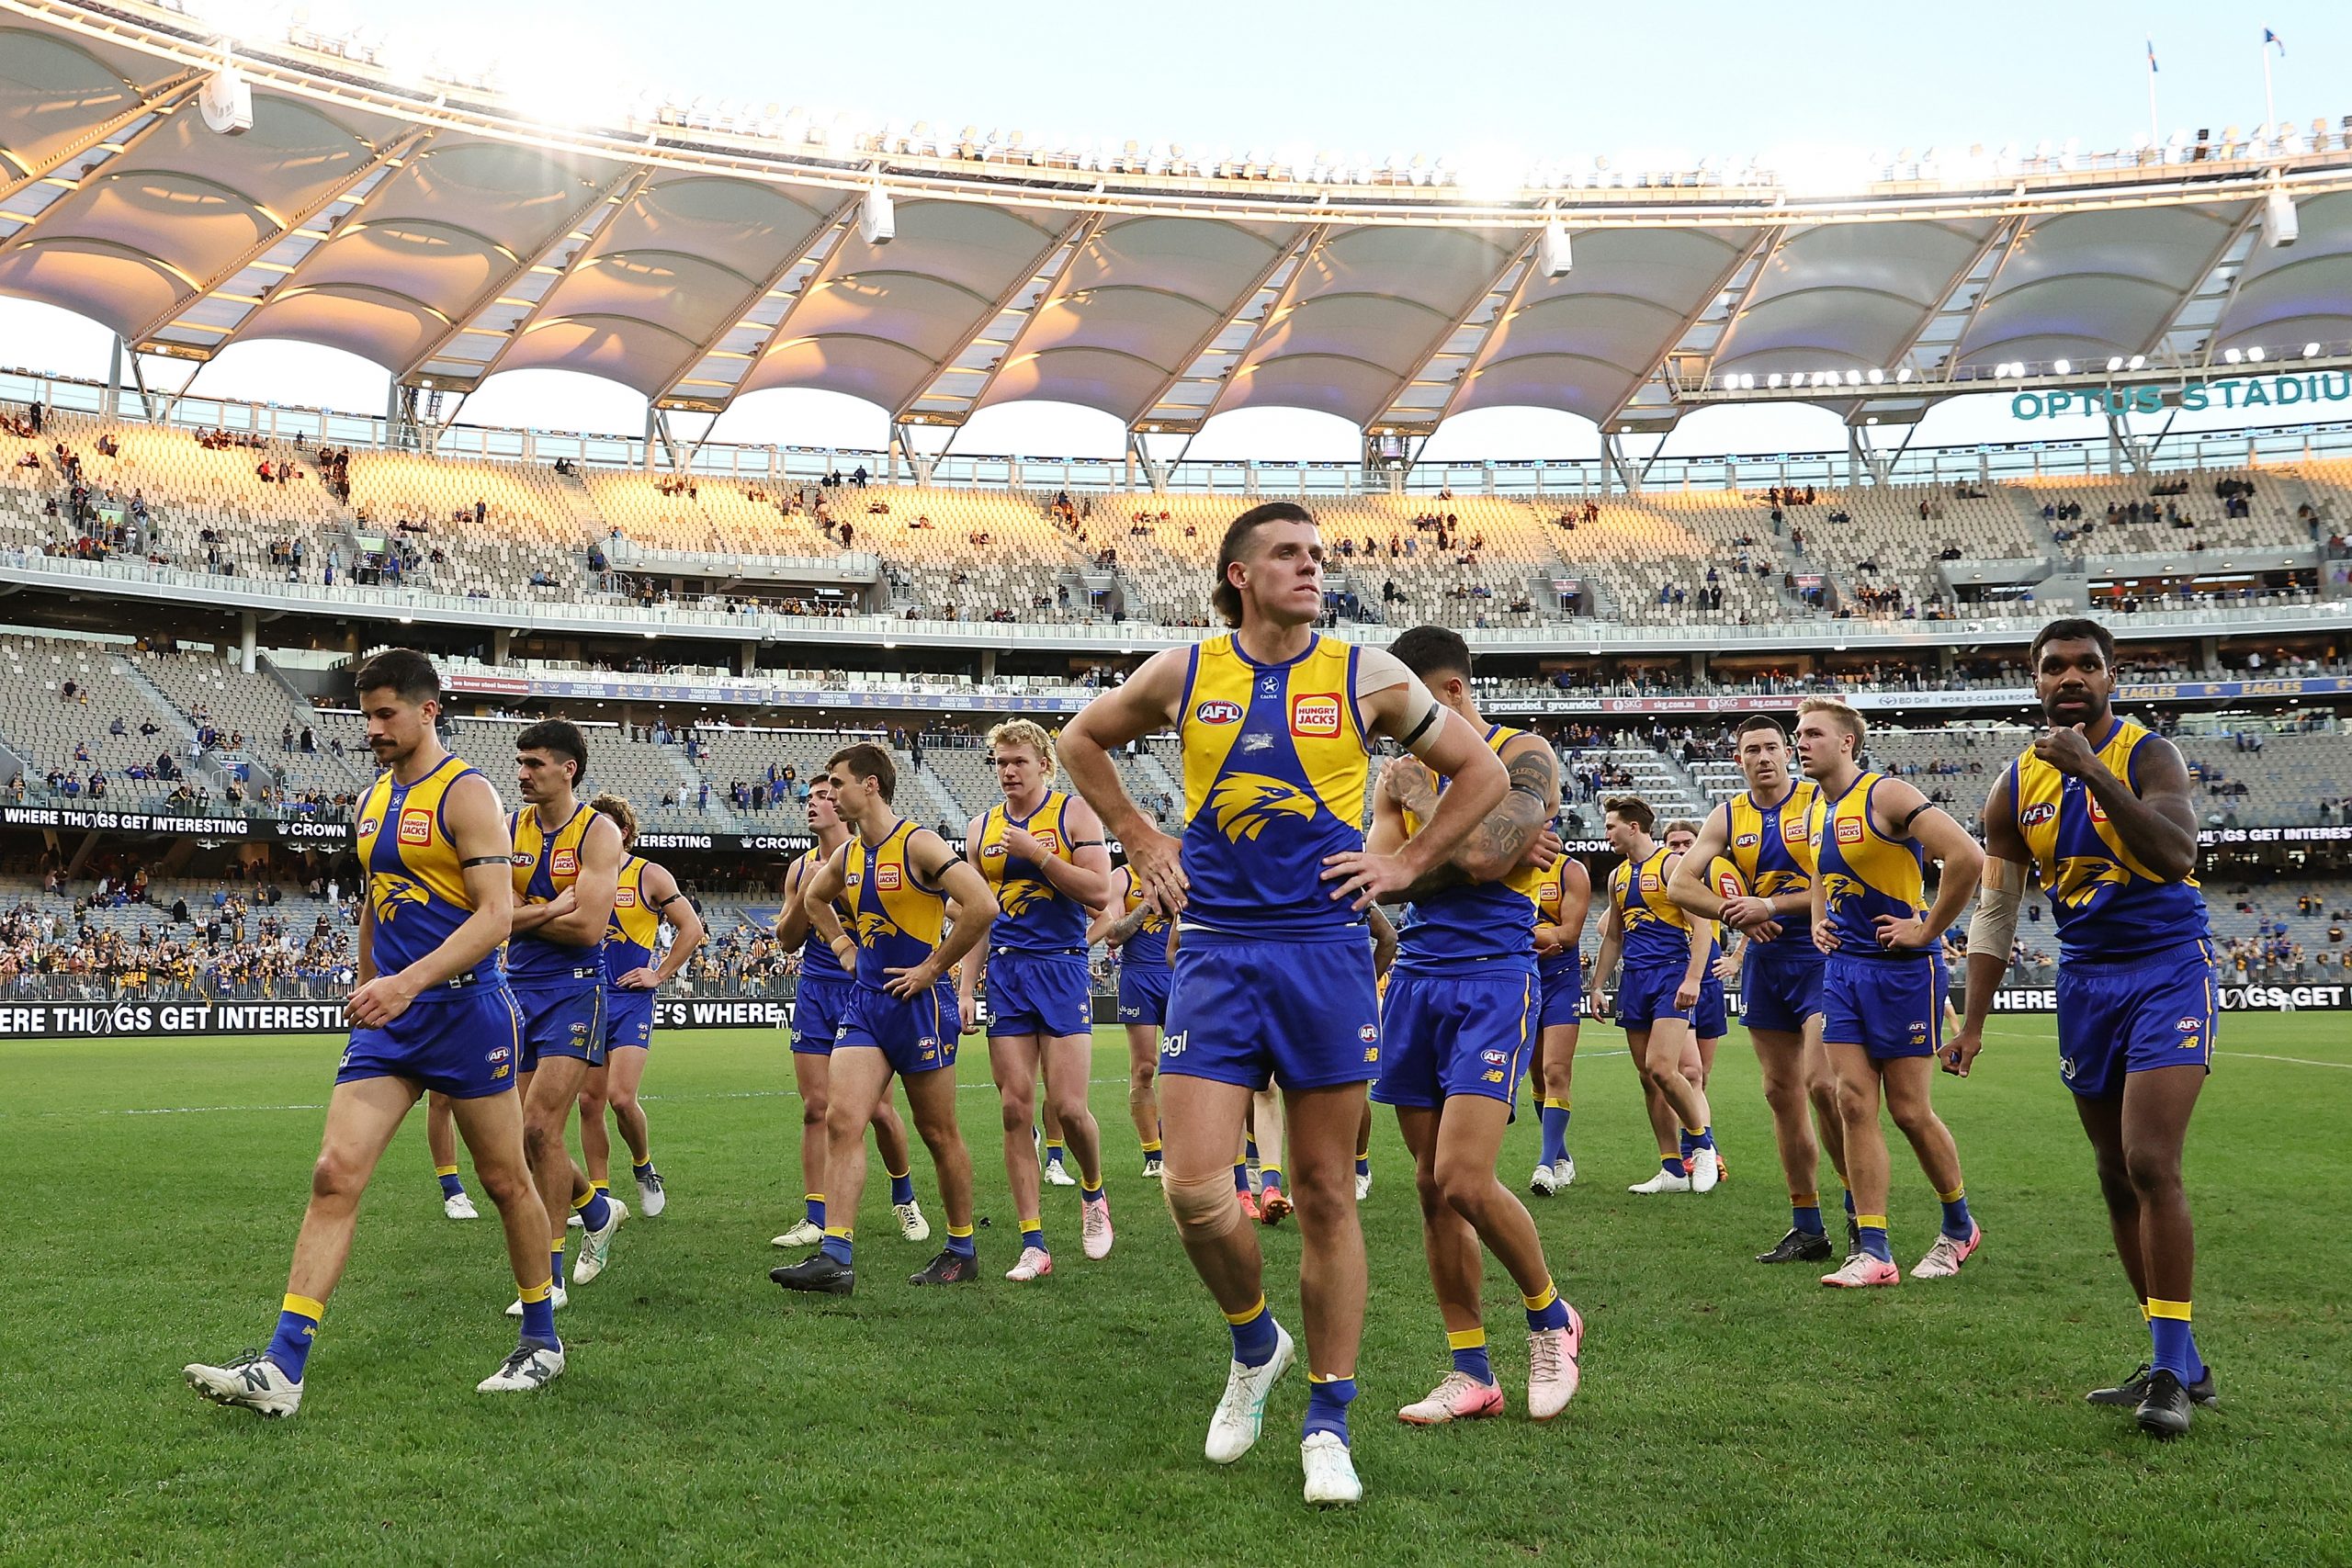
[13,367,2352,501]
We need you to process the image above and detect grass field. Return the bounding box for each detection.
[4,1014,2348,1567]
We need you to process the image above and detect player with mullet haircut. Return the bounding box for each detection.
[1793,696,1985,1290]
[961,718,1115,1280]
[773,743,994,1295]
[1369,626,1584,1430]
[503,718,628,1313]
[186,649,562,1413]
[1668,716,1852,1264]
[1059,502,1507,1508]
[1944,617,2218,1438]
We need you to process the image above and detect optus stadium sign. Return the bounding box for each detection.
[2008,372,2352,421]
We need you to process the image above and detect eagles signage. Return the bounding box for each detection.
[2009,373,2352,421]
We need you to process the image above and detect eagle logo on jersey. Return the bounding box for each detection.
[1209,773,1317,842]
[2054,857,2131,908]
[998,878,1054,919]
[854,908,903,946]
[1820,871,1868,918]
[372,876,431,921]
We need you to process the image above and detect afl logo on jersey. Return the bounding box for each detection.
[1194,699,1244,726]
[876,863,901,891]
[1290,694,1341,738]
[399,807,433,845]
[1736,831,1761,849]
[357,818,379,838]
[1836,817,1864,844]
[2020,802,2058,828]
[509,852,535,868]
[551,848,578,876]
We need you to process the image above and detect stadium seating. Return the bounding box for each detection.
[345,450,592,604]
[130,649,366,804]
[0,635,199,805]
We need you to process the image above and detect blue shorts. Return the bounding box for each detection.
[986,950,1092,1039]
[605,989,654,1053]
[1118,964,1171,1029]
[1536,962,1582,1032]
[2056,942,2216,1099]
[1373,965,1535,1111]
[1163,933,1381,1093]
[1822,953,1943,1060]
[836,981,962,1078]
[793,977,853,1056]
[1615,962,1695,1031]
[337,984,524,1099]
[1693,973,1727,1039]
[511,980,606,1074]
[1742,953,1824,1035]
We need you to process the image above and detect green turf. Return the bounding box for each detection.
[3,1015,2347,1566]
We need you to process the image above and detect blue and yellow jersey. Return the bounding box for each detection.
[1396,724,1541,971]
[843,818,948,991]
[1177,633,1372,941]
[356,753,499,994]
[977,788,1088,954]
[1724,781,1821,964]
[1533,862,1582,984]
[1611,847,1695,970]
[1116,866,1170,971]
[506,804,602,984]
[602,854,661,986]
[1808,772,1927,960]
[790,845,856,984]
[2011,716,2209,963]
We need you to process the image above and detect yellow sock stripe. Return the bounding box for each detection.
[1046,1140,1065,1154]
[886,1166,910,1180]
[1355,1146,1372,1162]
[823,1225,853,1241]
[593,1179,610,1194]
[1308,1371,1354,1384]
[1081,1175,1103,1194]
[1223,1294,1269,1326]
[515,1279,551,1305]
[1261,1163,1283,1179]
[1542,1097,1569,1111]
[1792,1192,1820,1208]
[1857,1214,1889,1230]
[570,1189,594,1213]
[281,1292,325,1322]
[2146,1298,2193,1322]
[1141,1140,1163,1153]
[1019,1215,1042,1231]
[2139,1301,2153,1322]
[551,1236,565,1256]
[1521,1281,1559,1313]
[1446,1326,1487,1351]
[947,1223,974,1239]
[1682,1124,1706,1137]
[1937,1185,1965,1203]
[433,1165,459,1179]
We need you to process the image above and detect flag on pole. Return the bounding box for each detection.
[2263,28,2285,56]
[2145,38,2159,73]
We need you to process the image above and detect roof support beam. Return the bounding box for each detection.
[127,125,436,348]
[1883,213,2020,383]
[1125,224,1306,431]
[2187,204,2269,368]
[0,69,206,208]
[439,167,653,390]
[1926,214,2031,378]
[1370,227,1535,432]
[654,189,861,412]
[1602,225,1779,428]
[704,198,878,423]
[917,209,1096,427]
[1195,223,1330,426]
[1427,229,1549,431]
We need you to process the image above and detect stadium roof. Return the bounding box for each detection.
[9,1,2352,441]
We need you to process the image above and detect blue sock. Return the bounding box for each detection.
[804,1193,824,1226]
[2187,1329,2208,1383]
[1227,1296,1280,1368]
[2148,1301,2196,1381]
[631,1158,654,1181]
[548,1247,565,1289]
[1081,1176,1106,1206]
[945,1224,976,1258]
[1857,1216,1893,1263]
[1354,1151,1371,1179]
[1843,1189,1857,1220]
[1538,1100,1570,1168]
[1305,1375,1356,1443]
[1938,1185,1973,1240]
[576,1187,611,1231]
[1261,1166,1284,1196]
[1449,1330,1493,1384]
[1522,1280,1571,1334]
[1020,1216,1046,1252]
[1233,1160,1250,1194]
[435,1165,465,1199]
[1792,1195,1826,1236]
[1661,1157,1684,1179]
[1045,1138,1067,1170]
[517,1283,557,1348]
[888,1168,916,1206]
[1677,1125,1714,1161]
[820,1227,854,1266]
[267,1292,323,1382]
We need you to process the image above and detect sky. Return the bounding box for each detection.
[3,0,2347,464]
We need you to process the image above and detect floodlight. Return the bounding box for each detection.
[2224,348,2244,364]
[1844,370,1861,386]
[2129,355,2145,369]
[1537,220,1572,279]
[1895,367,1912,383]
[200,48,254,136]
[1767,373,1784,389]
[2106,356,2123,371]
[2052,358,2071,375]
[2263,187,2298,248]
[1866,368,1883,384]
[859,180,894,245]
[2247,345,2265,362]
[2306,342,2324,357]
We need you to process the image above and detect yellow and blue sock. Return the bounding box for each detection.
[1020,1214,1046,1251]
[1538,1098,1571,1168]
[548,1237,565,1288]
[1677,1124,1715,1163]
[1243,1136,1259,1174]
[1045,1137,1068,1170]
[631,1155,655,1181]
[1448,1327,1493,1385]
[1522,1280,1571,1334]
[1305,1372,1356,1443]
[1226,1294,1280,1369]
[266,1292,323,1382]
[1354,1143,1371,1180]
[888,1165,916,1206]
[1232,1158,1250,1194]
[1080,1173,1107,1207]
[2147,1299,2202,1382]
[1791,1190,1826,1236]
[945,1221,976,1259]
[1842,1187,1857,1222]
[1937,1184,1973,1241]
[435,1164,465,1199]
[820,1225,854,1266]
[1141,1138,1163,1161]
[1659,1156,1684,1179]
[592,1178,610,1197]
[1260,1161,1284,1197]
[573,1184,612,1232]
[515,1278,557,1347]
[1857,1214,1892,1263]
[803,1193,825,1227]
